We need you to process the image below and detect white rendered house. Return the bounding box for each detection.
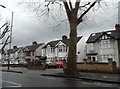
[42,35,86,62]
[86,24,120,68]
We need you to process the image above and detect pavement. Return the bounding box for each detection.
[1,67,120,85]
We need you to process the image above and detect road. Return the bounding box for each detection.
[1,68,120,87]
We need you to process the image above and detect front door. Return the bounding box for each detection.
[92,57,96,61]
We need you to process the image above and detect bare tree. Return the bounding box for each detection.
[0,22,10,39]
[22,0,102,76]
[0,22,10,54]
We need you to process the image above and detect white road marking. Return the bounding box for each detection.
[2,80,22,87]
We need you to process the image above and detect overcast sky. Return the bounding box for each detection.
[0,0,119,48]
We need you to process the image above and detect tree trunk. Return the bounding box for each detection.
[117,39,120,69]
[64,11,79,76]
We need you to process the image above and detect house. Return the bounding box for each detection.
[86,24,120,68]
[6,46,25,64]
[7,46,19,59]
[24,41,45,62]
[42,35,86,62]
[0,49,7,63]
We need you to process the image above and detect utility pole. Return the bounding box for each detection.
[8,11,13,70]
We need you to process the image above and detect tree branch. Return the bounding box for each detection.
[0,23,10,39]
[62,0,71,19]
[80,2,90,8]
[0,23,8,30]
[1,36,10,54]
[69,0,73,10]
[75,0,80,11]
[77,1,96,25]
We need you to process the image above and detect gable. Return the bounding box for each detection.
[55,41,66,47]
[24,47,29,51]
[17,48,24,53]
[99,34,112,40]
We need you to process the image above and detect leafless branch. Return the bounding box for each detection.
[80,2,90,8]
[69,0,73,10]
[63,0,71,19]
[0,22,10,39]
[75,0,80,11]
[55,19,68,28]
[77,1,97,25]
[1,36,10,54]
[0,23,8,30]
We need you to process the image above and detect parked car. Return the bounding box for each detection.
[46,60,57,68]
[55,60,64,68]
[17,58,27,65]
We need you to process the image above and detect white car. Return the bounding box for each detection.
[46,60,57,68]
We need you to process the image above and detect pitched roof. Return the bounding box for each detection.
[7,48,19,54]
[86,30,120,43]
[24,43,44,51]
[43,36,82,48]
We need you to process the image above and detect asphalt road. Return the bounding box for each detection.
[1,69,120,87]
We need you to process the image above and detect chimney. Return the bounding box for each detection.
[115,24,120,31]
[13,46,17,49]
[62,35,68,40]
[32,41,37,45]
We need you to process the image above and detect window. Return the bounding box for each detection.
[59,46,62,52]
[58,45,67,52]
[51,48,55,53]
[47,46,51,53]
[89,43,94,50]
[59,57,65,60]
[100,54,115,62]
[100,40,111,48]
[63,46,66,52]
[66,47,68,52]
[43,49,46,54]
[63,46,67,52]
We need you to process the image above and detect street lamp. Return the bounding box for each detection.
[0,5,13,70]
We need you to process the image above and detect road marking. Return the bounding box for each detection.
[2,80,21,87]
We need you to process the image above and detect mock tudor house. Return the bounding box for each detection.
[24,41,45,62]
[86,24,120,68]
[42,35,86,62]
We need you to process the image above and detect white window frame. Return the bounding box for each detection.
[100,40,111,49]
[100,54,115,62]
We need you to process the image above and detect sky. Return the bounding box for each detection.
[0,0,119,48]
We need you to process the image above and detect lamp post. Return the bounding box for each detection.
[0,5,13,70]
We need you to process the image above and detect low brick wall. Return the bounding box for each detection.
[77,58,117,73]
